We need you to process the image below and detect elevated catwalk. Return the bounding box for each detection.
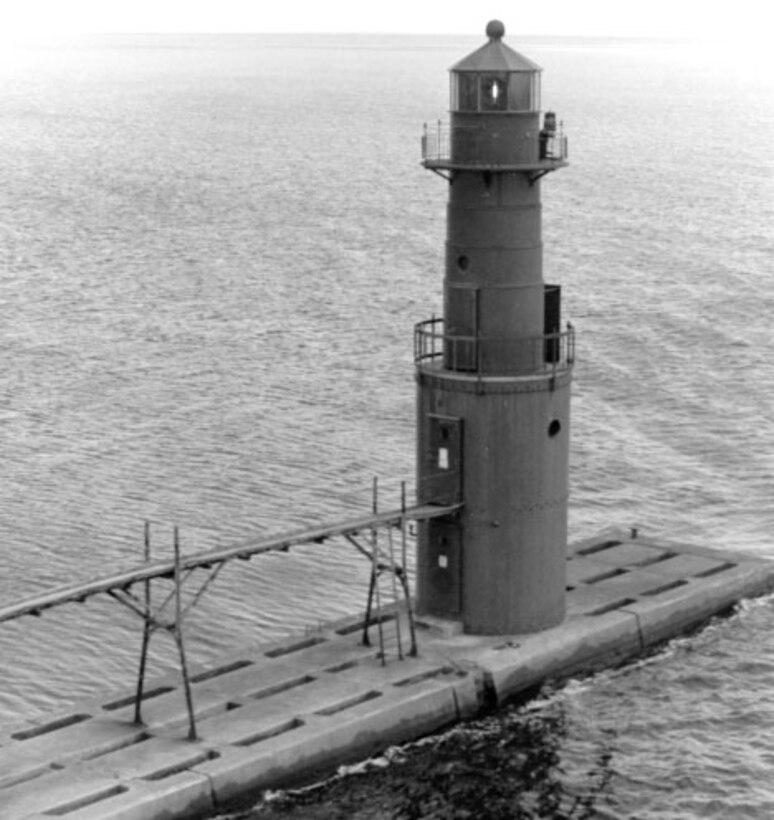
[2,530,772,820]
[0,503,457,624]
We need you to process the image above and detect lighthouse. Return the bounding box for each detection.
[415,21,573,634]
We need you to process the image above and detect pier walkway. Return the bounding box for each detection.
[1,529,773,819]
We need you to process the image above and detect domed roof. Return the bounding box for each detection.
[451,20,542,73]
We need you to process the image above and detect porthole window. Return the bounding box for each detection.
[548,420,561,437]
[457,255,469,271]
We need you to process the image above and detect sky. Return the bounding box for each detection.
[1,0,769,42]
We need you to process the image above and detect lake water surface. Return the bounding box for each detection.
[0,32,772,817]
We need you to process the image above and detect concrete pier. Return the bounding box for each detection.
[2,529,773,820]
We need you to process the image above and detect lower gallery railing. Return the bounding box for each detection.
[414,318,575,376]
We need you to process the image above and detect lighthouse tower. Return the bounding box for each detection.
[415,21,574,634]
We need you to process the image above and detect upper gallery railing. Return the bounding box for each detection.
[421,120,568,168]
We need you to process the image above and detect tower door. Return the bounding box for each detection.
[420,414,463,506]
[424,519,463,615]
[544,284,561,363]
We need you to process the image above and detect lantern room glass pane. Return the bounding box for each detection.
[507,73,534,111]
[454,73,478,111]
[480,74,508,111]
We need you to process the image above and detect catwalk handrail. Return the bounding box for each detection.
[414,317,575,373]
[0,502,461,625]
[421,120,569,165]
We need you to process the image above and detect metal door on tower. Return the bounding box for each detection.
[425,519,462,615]
[420,415,463,506]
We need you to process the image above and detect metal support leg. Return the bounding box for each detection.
[372,477,386,666]
[362,569,376,648]
[387,525,404,660]
[372,533,385,666]
[173,527,198,741]
[401,483,418,657]
[134,521,152,726]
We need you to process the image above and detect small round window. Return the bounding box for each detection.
[548,420,561,437]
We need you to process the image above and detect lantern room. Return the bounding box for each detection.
[422,21,566,173]
[450,20,541,113]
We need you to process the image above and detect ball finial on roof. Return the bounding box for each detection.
[485,20,505,40]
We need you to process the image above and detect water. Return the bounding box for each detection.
[0,33,772,817]
[232,598,774,819]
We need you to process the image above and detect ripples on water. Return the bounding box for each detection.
[0,33,773,816]
[236,597,774,819]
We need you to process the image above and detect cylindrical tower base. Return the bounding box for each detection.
[416,366,571,634]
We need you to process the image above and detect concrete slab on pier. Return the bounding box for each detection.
[2,529,773,820]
